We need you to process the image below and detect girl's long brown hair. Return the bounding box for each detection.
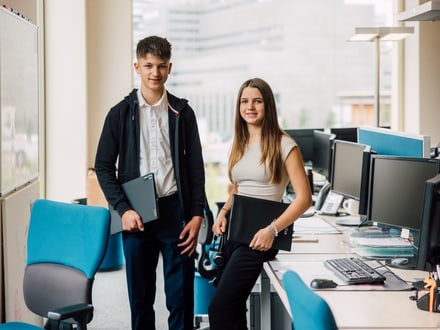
[228,78,286,184]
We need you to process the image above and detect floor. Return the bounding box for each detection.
[88,259,168,330]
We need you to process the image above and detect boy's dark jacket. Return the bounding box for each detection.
[95,89,205,221]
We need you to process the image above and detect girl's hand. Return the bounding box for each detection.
[249,226,274,251]
[212,214,227,236]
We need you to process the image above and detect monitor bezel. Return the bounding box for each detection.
[367,155,440,231]
[329,127,358,143]
[330,140,372,215]
[416,174,440,271]
[284,128,324,165]
[312,130,336,180]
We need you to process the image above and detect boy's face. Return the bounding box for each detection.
[134,53,172,93]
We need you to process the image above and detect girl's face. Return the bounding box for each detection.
[239,87,265,127]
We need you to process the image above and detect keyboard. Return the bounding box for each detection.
[324,257,386,285]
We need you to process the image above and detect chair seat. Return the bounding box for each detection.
[0,322,43,329]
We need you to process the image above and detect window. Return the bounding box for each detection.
[133,0,394,206]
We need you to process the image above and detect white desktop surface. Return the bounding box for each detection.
[261,216,440,329]
[290,233,350,254]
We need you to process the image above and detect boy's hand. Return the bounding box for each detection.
[121,210,144,232]
[178,216,203,256]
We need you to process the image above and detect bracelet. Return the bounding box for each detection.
[221,207,230,214]
[266,224,277,238]
[267,220,278,238]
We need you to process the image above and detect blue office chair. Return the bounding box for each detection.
[282,270,338,330]
[0,199,110,330]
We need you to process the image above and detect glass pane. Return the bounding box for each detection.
[132,0,394,206]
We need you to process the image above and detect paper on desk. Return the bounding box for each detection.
[350,237,415,257]
[294,216,341,235]
[351,237,413,247]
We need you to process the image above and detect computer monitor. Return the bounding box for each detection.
[417,174,440,271]
[285,128,324,166]
[330,140,372,223]
[330,127,358,143]
[358,126,431,158]
[312,130,335,180]
[367,155,440,268]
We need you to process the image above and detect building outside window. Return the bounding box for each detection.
[133,0,394,207]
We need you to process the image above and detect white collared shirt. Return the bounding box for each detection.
[137,89,177,197]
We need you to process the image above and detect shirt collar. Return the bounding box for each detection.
[137,89,167,110]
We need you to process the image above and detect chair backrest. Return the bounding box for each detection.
[23,199,110,320]
[282,270,338,330]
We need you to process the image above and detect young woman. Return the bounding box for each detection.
[208,77,312,329]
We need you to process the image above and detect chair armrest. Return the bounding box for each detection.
[47,303,93,330]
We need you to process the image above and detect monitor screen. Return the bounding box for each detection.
[330,127,358,143]
[285,128,324,165]
[330,140,371,215]
[417,174,440,271]
[312,130,335,180]
[367,155,440,231]
[358,126,431,158]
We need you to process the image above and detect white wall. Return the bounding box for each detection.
[2,0,37,22]
[86,0,133,168]
[403,0,440,145]
[44,0,132,202]
[44,0,87,202]
[419,21,440,145]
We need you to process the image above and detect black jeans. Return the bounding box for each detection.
[208,241,278,330]
[122,194,195,330]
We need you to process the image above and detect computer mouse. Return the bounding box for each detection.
[310,278,338,289]
[390,258,409,266]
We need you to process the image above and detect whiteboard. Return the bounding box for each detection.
[0,7,39,195]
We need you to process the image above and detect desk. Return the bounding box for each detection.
[260,216,440,329]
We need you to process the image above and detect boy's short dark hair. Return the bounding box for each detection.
[136,36,172,60]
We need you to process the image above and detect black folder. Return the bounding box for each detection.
[227,194,294,251]
[109,173,159,234]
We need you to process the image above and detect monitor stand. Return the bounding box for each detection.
[336,215,371,227]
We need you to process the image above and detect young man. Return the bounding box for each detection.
[95,36,205,330]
